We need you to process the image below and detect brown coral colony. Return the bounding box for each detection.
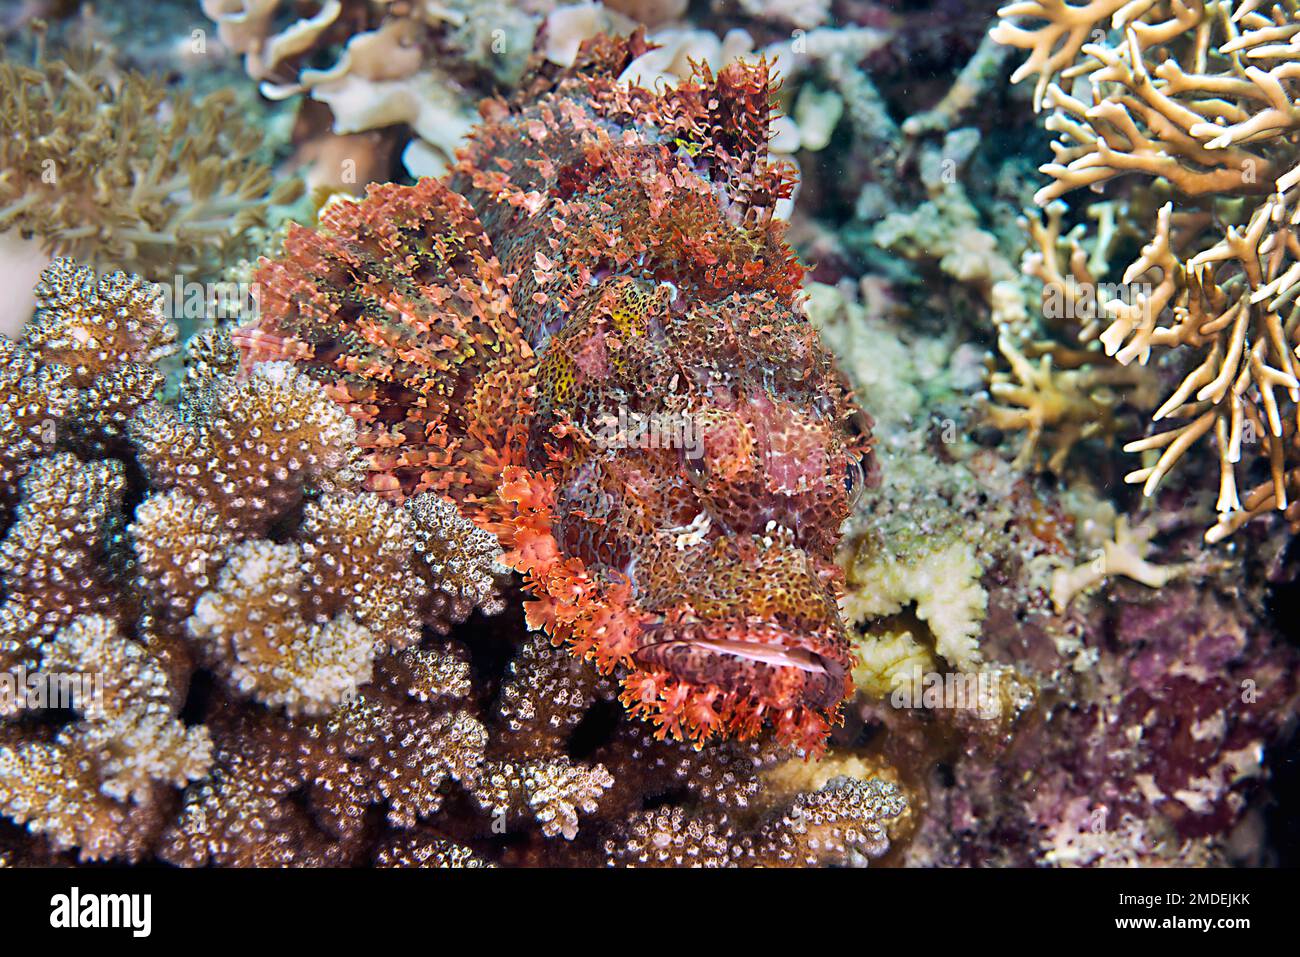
[993,0,1300,541]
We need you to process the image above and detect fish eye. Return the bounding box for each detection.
[682,448,709,487]
[844,455,864,507]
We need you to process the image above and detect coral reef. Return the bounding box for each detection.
[0,256,904,867]
[1,0,1298,873]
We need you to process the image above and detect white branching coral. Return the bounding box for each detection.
[188,539,376,717]
[405,492,508,634]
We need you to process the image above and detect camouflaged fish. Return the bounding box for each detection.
[236,34,872,754]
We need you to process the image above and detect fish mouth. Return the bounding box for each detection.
[633,624,849,711]
[663,637,836,674]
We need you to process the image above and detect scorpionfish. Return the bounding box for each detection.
[236,34,873,754]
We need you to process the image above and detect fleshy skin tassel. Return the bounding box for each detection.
[236,34,872,756]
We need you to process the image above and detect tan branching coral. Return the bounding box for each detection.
[0,615,211,861]
[0,48,299,278]
[405,492,508,635]
[994,0,1300,540]
[25,258,177,453]
[0,259,176,499]
[128,361,360,535]
[372,833,494,867]
[987,335,1146,471]
[0,337,71,500]
[1050,514,1195,610]
[0,259,526,862]
[0,454,124,674]
[188,539,378,716]
[470,757,614,840]
[130,491,233,625]
[605,776,906,867]
[986,202,1159,471]
[991,0,1134,111]
[180,486,507,715]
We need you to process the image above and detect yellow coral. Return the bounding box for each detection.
[843,536,988,692]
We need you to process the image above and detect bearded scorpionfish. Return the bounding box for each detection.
[236,33,873,754]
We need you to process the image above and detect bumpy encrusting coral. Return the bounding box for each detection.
[993,0,1300,541]
[239,34,872,754]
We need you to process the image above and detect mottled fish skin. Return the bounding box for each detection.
[239,34,872,754]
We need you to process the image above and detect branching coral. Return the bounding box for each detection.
[181,487,509,715]
[0,45,299,278]
[0,258,514,861]
[129,360,360,535]
[1049,514,1195,610]
[0,454,124,675]
[187,538,378,716]
[994,0,1300,540]
[605,775,905,866]
[987,335,1151,470]
[981,199,1162,471]
[0,615,210,862]
[0,259,176,503]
